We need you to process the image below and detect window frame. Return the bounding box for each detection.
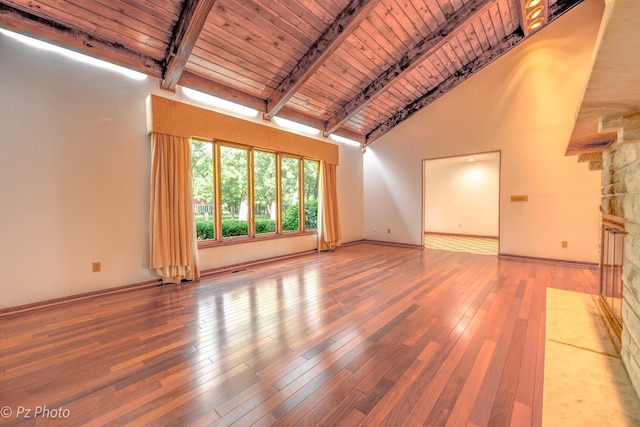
[192,138,319,249]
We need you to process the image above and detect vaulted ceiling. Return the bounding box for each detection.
[0,0,584,145]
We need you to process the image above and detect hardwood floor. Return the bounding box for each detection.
[0,243,598,426]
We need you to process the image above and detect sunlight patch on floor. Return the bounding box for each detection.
[424,234,498,256]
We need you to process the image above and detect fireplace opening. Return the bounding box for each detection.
[599,213,626,342]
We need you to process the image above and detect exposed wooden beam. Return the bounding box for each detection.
[325,0,494,135]
[178,71,267,112]
[548,0,584,19]
[178,72,363,142]
[263,0,380,119]
[366,0,585,145]
[268,106,366,143]
[161,0,217,91]
[365,32,524,144]
[277,105,328,133]
[0,3,163,77]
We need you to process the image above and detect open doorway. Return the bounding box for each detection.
[422,152,500,255]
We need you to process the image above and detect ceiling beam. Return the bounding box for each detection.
[547,0,584,20]
[325,0,494,134]
[178,72,362,141]
[161,0,217,91]
[173,73,366,143]
[0,3,163,77]
[263,0,381,120]
[365,0,585,145]
[366,31,524,144]
[178,71,267,111]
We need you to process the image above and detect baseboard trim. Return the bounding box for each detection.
[8,247,587,317]
[0,278,162,318]
[198,249,319,278]
[0,249,321,318]
[498,253,598,267]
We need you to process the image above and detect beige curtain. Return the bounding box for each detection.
[150,133,200,284]
[317,161,342,252]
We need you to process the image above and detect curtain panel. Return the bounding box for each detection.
[149,133,200,284]
[317,161,342,252]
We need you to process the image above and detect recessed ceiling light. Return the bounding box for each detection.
[525,0,542,7]
[468,158,475,162]
[528,17,544,30]
[527,5,544,20]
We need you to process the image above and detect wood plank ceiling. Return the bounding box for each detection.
[0,0,584,145]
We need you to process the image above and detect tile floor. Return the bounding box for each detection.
[424,233,498,255]
[543,288,640,426]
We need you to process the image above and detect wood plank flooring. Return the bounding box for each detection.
[0,243,599,426]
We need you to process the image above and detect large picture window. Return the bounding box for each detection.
[192,139,319,244]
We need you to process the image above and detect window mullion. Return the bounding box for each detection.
[298,158,304,232]
[276,153,282,234]
[213,142,223,241]
[248,149,255,237]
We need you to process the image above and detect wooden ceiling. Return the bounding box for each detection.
[0,0,584,145]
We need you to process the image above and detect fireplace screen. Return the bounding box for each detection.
[600,215,626,330]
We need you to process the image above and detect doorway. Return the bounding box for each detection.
[422,152,500,255]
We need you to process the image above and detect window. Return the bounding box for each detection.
[220,145,249,237]
[192,140,215,240]
[281,156,300,232]
[191,139,319,244]
[304,159,319,230]
[254,151,277,234]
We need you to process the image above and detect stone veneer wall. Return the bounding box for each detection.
[601,137,640,396]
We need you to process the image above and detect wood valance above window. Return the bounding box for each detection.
[146,95,339,165]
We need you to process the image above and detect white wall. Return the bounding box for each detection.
[0,33,363,309]
[424,154,499,237]
[337,143,365,243]
[363,0,604,262]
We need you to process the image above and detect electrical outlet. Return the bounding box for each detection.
[561,241,568,248]
[92,262,101,272]
[387,228,391,234]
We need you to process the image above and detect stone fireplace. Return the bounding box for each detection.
[600,132,640,393]
[563,0,640,397]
